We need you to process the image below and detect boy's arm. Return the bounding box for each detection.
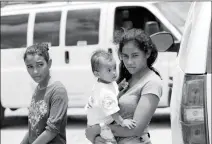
[32,130,57,144]
[33,87,68,144]
[20,132,29,144]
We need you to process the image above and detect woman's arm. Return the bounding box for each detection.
[85,126,106,144]
[85,125,101,143]
[86,94,160,139]
[32,130,57,144]
[20,132,29,144]
[110,94,160,137]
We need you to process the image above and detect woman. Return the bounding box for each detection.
[86,29,163,144]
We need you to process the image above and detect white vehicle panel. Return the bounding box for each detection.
[1,2,183,109]
[206,74,211,144]
[180,2,211,73]
[170,65,185,144]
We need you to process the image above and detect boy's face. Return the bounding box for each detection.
[24,54,51,84]
[96,59,117,83]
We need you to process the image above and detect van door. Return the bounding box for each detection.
[1,8,64,109]
[61,3,108,108]
[1,12,32,108]
[206,20,211,144]
[32,8,66,100]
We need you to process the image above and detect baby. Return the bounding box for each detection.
[85,49,136,144]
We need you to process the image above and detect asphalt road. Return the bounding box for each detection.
[1,108,172,144]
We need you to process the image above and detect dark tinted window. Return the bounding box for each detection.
[34,11,61,46]
[1,14,29,49]
[66,9,100,46]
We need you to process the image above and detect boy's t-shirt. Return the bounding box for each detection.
[28,81,68,144]
[86,81,120,126]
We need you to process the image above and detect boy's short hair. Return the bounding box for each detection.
[91,49,113,73]
[23,43,50,62]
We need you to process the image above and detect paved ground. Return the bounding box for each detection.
[1,108,172,144]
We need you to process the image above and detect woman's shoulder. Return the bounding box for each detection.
[135,70,162,91]
[140,71,163,98]
[145,70,162,84]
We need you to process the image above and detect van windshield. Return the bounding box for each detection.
[154,2,191,34]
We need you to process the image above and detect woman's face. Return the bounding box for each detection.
[24,54,51,84]
[121,41,148,75]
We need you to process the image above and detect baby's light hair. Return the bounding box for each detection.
[90,49,113,73]
[23,43,50,62]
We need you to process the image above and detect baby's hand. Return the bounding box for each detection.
[118,78,129,90]
[121,119,136,129]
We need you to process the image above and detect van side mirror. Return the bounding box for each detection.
[150,32,174,52]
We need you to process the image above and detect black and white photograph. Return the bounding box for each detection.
[0,1,211,144]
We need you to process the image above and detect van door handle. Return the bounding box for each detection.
[65,51,69,64]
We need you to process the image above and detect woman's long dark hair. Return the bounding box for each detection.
[115,29,162,84]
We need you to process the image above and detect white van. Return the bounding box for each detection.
[170,2,211,144]
[1,2,188,122]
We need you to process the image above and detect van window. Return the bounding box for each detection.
[66,9,100,46]
[113,6,178,52]
[1,14,29,49]
[34,11,61,46]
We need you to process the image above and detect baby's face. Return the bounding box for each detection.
[98,59,117,83]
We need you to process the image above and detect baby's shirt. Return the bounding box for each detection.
[86,81,120,126]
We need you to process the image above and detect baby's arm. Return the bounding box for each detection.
[85,96,93,110]
[118,78,128,91]
[111,112,136,129]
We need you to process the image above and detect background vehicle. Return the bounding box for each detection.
[1,2,190,123]
[170,2,211,144]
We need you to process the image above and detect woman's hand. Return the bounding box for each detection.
[94,136,106,144]
[85,125,101,143]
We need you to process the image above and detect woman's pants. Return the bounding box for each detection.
[117,133,152,144]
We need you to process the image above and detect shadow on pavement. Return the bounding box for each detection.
[150,112,171,128]
[1,116,28,129]
[1,115,88,129]
[1,113,170,129]
[151,113,170,123]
